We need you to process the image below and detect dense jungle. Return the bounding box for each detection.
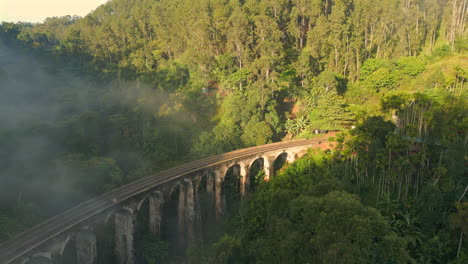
[0,0,467,263]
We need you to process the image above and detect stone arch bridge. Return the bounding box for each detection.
[0,137,333,264]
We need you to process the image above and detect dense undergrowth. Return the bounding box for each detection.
[189,111,467,263]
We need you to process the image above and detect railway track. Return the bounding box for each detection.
[0,138,325,264]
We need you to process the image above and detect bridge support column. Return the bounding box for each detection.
[239,164,249,197]
[263,156,276,180]
[149,191,164,236]
[115,208,136,264]
[185,179,196,248]
[193,177,202,242]
[206,172,214,195]
[286,152,297,164]
[174,178,200,253]
[177,183,186,250]
[214,168,226,220]
[76,230,97,264]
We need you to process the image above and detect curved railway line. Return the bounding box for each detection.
[0,138,326,264]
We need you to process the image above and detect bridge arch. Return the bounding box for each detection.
[273,152,289,173]
[271,151,297,178]
[245,152,296,183]
[222,164,243,214]
[248,158,265,189]
[136,194,150,212]
[61,235,77,264]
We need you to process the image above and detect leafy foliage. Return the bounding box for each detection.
[0,0,466,263]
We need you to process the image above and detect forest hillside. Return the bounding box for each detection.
[0,0,466,262]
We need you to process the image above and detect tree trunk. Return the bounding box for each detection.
[458,185,468,203]
[450,0,458,51]
[457,231,464,258]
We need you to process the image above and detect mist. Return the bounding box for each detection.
[0,42,203,234]
[0,43,88,216]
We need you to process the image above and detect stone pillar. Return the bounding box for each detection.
[206,172,214,195]
[203,172,216,227]
[239,164,249,197]
[76,230,97,264]
[214,169,226,220]
[185,179,196,248]
[263,156,276,180]
[193,178,202,241]
[177,183,186,250]
[149,191,164,236]
[115,208,136,264]
[286,152,297,164]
